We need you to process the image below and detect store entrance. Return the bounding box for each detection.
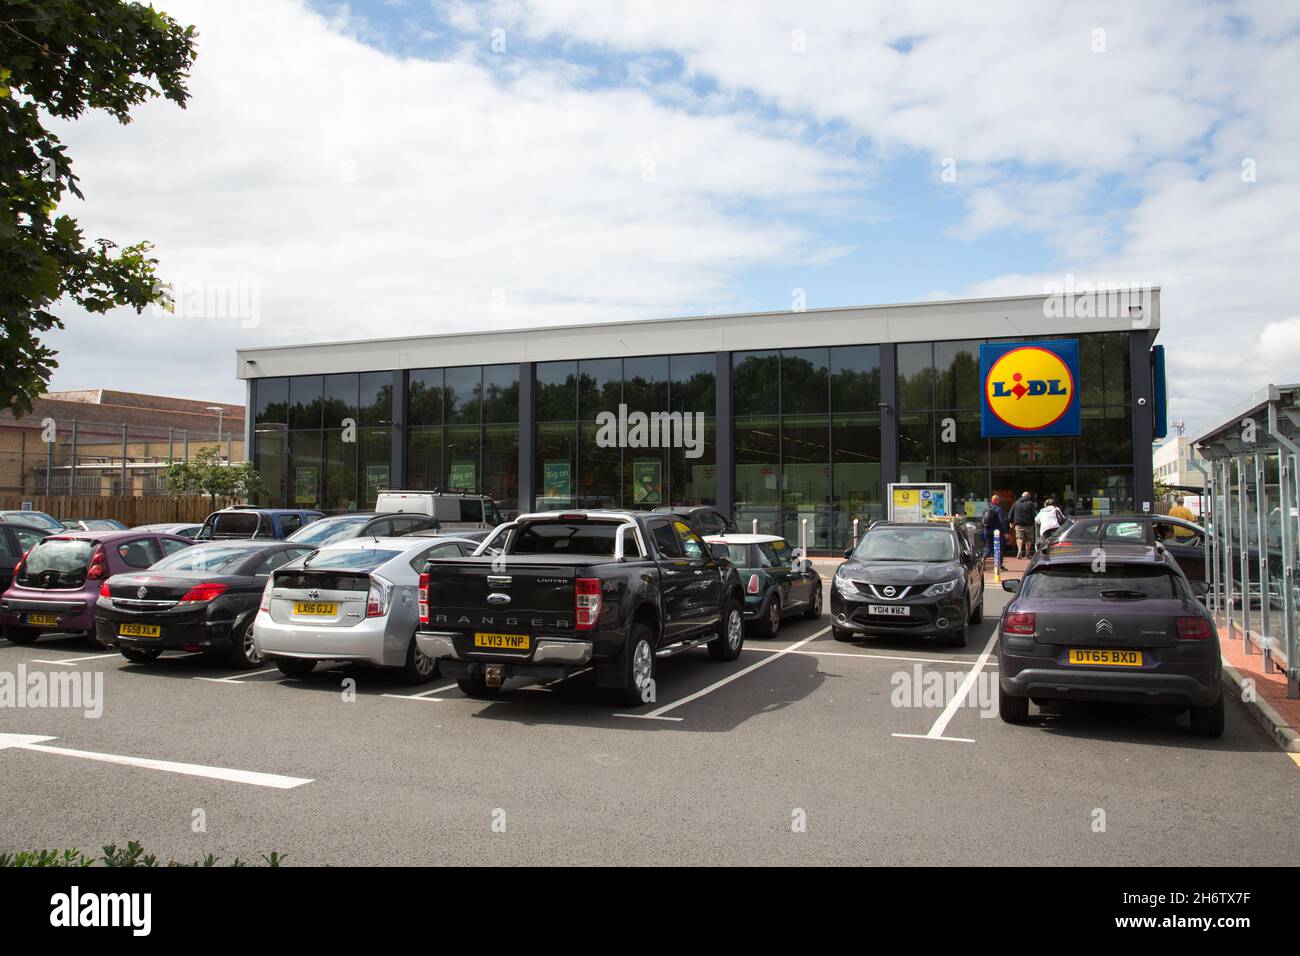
[990,470,1075,516]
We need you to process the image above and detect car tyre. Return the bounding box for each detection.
[458,673,500,699]
[969,593,983,625]
[803,582,823,620]
[707,598,745,662]
[2,624,40,645]
[1189,692,1225,737]
[275,658,316,678]
[397,634,439,685]
[225,620,264,669]
[120,645,162,664]
[756,596,781,639]
[999,687,1030,723]
[610,622,657,707]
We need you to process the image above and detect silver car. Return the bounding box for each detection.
[253,536,479,682]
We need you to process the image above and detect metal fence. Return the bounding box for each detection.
[0,417,242,498]
[1194,385,1300,699]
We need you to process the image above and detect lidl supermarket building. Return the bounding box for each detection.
[236,290,1162,550]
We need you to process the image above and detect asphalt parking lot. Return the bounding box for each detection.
[2,581,1298,866]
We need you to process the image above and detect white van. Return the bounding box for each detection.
[374,491,504,530]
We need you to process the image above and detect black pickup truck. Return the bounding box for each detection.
[415,510,746,706]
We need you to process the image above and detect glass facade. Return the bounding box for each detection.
[249,329,1145,541]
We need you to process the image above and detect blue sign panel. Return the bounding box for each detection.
[980,339,1082,438]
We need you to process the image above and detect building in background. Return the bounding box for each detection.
[237,291,1163,549]
[0,390,245,497]
[1154,434,1207,489]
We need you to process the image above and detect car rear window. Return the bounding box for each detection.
[301,548,399,572]
[151,545,253,573]
[18,539,94,586]
[510,521,620,556]
[1020,565,1179,599]
[201,513,261,538]
[854,528,955,562]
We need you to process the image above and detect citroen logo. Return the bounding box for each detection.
[308,589,320,600]
[487,593,511,606]
[882,586,897,597]
[137,586,147,599]
[1095,618,1113,634]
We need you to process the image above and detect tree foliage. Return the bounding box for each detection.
[1,1,197,416]
[163,445,263,506]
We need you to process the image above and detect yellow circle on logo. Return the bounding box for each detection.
[984,347,1074,431]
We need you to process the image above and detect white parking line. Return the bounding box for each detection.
[616,627,829,721]
[892,629,1000,744]
[194,667,282,684]
[745,645,991,667]
[29,652,121,665]
[381,682,459,702]
[0,733,312,789]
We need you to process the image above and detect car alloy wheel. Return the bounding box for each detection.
[727,607,744,651]
[244,627,262,665]
[414,647,435,677]
[631,637,653,692]
[767,599,781,636]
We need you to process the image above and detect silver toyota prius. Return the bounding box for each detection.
[253,535,479,682]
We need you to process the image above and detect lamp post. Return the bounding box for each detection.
[205,406,225,458]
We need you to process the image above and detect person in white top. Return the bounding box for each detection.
[1035,498,1066,540]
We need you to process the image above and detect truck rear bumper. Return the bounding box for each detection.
[416,632,593,665]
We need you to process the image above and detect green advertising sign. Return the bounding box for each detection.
[632,459,663,505]
[543,460,571,498]
[293,466,317,505]
[450,461,476,490]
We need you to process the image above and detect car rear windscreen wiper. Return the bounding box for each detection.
[1098,588,1149,600]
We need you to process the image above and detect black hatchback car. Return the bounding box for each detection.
[95,540,314,668]
[1049,514,1208,581]
[831,521,984,646]
[997,543,1222,735]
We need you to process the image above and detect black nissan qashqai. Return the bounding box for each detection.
[831,521,984,646]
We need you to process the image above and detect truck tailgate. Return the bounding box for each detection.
[422,556,582,632]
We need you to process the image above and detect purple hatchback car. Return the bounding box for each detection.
[0,530,194,647]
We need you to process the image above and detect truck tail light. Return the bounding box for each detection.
[746,573,760,594]
[1003,612,1035,636]
[418,572,429,624]
[1177,616,1212,640]
[86,545,107,580]
[575,577,601,630]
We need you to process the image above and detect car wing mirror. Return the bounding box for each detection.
[843,547,853,559]
[709,543,730,561]
[1002,579,1021,593]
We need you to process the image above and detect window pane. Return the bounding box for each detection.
[359,372,392,427]
[1079,405,1132,464]
[669,422,716,506]
[445,425,480,490]
[934,339,983,410]
[289,376,323,430]
[782,413,829,547]
[579,358,622,420]
[830,346,880,413]
[483,423,518,511]
[1075,469,1134,516]
[735,415,780,533]
[407,426,441,491]
[623,355,668,415]
[935,410,987,467]
[254,378,289,427]
[831,413,882,547]
[989,433,1074,468]
[289,430,321,508]
[408,368,443,428]
[254,433,287,506]
[359,427,391,507]
[780,348,829,414]
[897,343,934,411]
[578,421,622,508]
[322,373,358,431]
[323,429,358,512]
[445,366,482,425]
[899,411,933,477]
[482,364,519,423]
[536,362,577,422]
[535,422,576,509]
[1080,332,1131,406]
[670,354,715,416]
[732,351,780,416]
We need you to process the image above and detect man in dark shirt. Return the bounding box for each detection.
[1009,491,1038,558]
[982,495,1009,569]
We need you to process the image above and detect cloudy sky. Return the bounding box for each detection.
[44,0,1300,433]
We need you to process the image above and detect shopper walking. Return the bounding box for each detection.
[982,495,1009,570]
[1036,497,1066,542]
[1009,490,1037,558]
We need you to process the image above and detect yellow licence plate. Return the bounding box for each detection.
[1068,648,1143,667]
[119,623,161,638]
[293,601,338,616]
[27,613,59,627]
[473,632,530,651]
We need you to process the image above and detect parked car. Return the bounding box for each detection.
[651,505,737,537]
[62,518,129,532]
[416,510,746,705]
[0,530,195,646]
[1049,513,1208,581]
[131,522,203,539]
[95,541,315,667]
[374,491,506,531]
[830,521,984,646]
[285,512,438,548]
[704,533,821,637]
[997,543,1223,736]
[0,523,53,593]
[254,535,481,683]
[0,510,66,534]
[195,506,324,541]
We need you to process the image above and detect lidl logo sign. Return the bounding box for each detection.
[980,339,1081,437]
